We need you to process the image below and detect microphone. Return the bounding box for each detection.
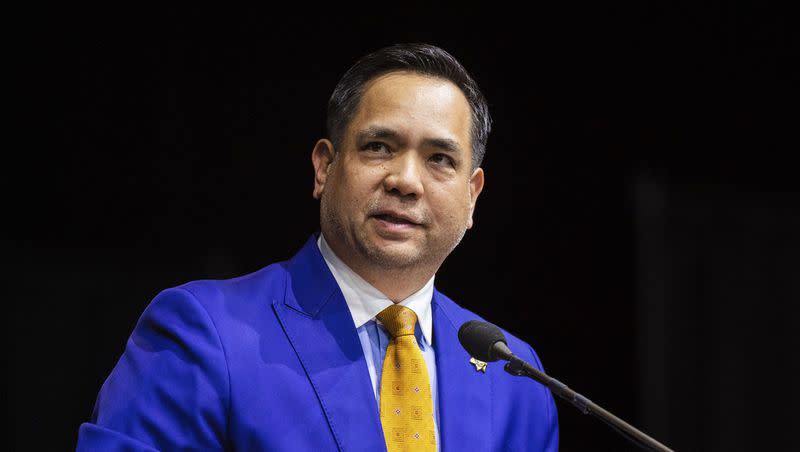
[457,320,674,452]
[457,319,513,362]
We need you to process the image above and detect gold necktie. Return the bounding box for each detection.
[377,305,437,452]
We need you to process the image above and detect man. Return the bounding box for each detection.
[77,43,559,451]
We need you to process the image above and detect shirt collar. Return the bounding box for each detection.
[317,234,434,345]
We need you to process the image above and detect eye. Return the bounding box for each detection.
[429,153,456,168]
[362,142,390,154]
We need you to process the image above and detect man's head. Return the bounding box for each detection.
[326,43,491,170]
[311,44,488,296]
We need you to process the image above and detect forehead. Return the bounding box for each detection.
[348,71,473,151]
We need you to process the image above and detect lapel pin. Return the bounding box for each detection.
[469,357,488,373]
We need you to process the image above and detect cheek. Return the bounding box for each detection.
[335,173,375,213]
[346,168,383,195]
[430,186,472,222]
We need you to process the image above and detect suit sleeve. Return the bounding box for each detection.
[77,287,230,451]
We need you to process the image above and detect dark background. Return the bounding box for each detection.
[13,3,798,451]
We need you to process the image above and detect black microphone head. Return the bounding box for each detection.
[458,320,508,362]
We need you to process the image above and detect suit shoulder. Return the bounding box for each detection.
[171,261,288,306]
[433,289,547,371]
[134,261,289,331]
[432,290,490,325]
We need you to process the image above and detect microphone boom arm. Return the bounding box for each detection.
[503,353,674,452]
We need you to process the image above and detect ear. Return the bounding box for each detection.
[466,167,485,229]
[311,139,336,199]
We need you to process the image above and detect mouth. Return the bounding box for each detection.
[371,211,424,227]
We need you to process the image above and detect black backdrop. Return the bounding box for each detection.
[13,4,798,451]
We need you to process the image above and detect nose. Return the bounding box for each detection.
[383,152,424,199]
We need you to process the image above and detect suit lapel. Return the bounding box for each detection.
[274,236,386,452]
[433,293,492,452]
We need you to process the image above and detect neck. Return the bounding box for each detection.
[354,264,434,303]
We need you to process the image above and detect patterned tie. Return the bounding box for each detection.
[376,305,437,452]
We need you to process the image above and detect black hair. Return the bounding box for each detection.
[326,43,491,168]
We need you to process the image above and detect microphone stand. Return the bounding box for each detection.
[504,356,674,452]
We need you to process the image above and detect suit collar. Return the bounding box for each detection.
[317,234,435,344]
[276,235,387,451]
[282,234,341,317]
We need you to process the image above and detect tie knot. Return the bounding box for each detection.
[376,305,418,338]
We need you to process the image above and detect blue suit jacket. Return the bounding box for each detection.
[77,236,558,451]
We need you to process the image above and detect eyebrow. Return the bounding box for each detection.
[356,126,464,154]
[356,126,400,142]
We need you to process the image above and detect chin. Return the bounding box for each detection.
[363,242,428,269]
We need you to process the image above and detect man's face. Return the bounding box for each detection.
[313,71,484,275]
